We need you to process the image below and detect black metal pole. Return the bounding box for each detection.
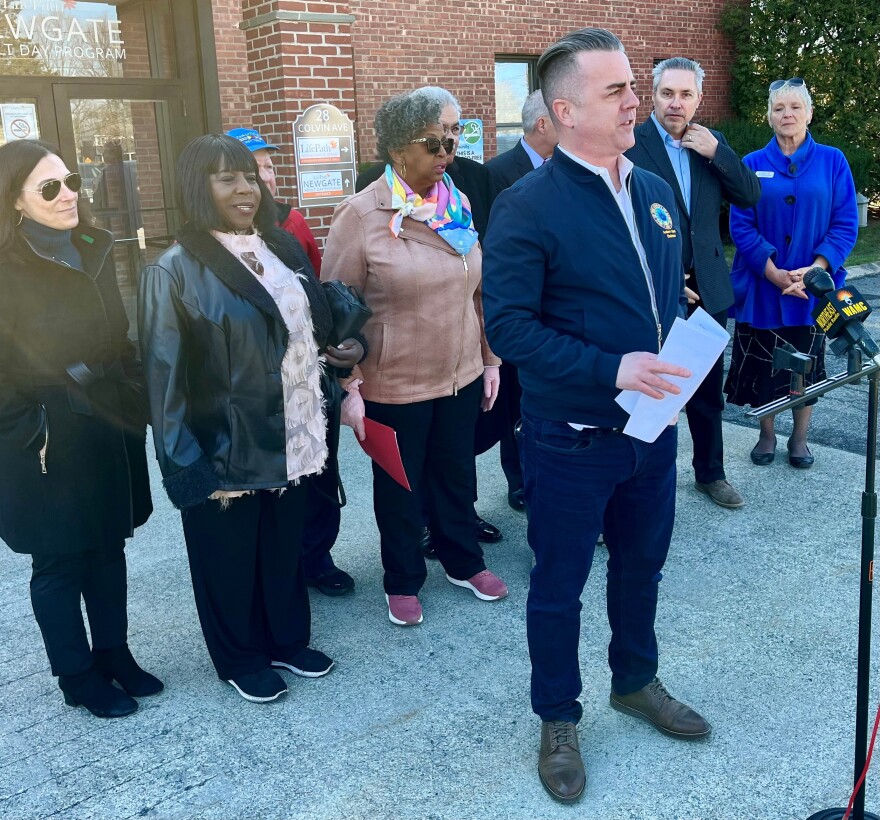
[748,362,880,820]
[852,371,878,820]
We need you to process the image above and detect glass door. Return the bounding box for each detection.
[52,84,186,327]
[0,0,208,334]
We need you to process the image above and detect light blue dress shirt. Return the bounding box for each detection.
[650,112,691,214]
[520,136,545,170]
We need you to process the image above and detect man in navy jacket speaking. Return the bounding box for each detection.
[482,28,711,804]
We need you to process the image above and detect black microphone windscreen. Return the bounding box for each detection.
[803,267,836,297]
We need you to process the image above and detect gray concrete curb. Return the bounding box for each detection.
[847,261,880,279]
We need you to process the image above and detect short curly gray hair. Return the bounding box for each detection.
[374,91,443,163]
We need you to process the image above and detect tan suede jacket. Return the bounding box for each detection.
[322,179,500,405]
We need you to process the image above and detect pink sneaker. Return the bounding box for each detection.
[385,594,423,626]
[446,570,509,601]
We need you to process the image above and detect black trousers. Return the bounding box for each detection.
[181,485,310,680]
[364,377,486,596]
[498,362,524,492]
[301,472,342,578]
[30,548,128,677]
[685,307,728,484]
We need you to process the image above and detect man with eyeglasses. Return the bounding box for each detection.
[626,57,761,510]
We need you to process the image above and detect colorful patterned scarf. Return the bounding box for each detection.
[384,164,479,255]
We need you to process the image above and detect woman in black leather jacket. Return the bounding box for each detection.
[138,134,363,703]
[0,139,160,719]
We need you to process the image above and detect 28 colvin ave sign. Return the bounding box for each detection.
[1,0,126,63]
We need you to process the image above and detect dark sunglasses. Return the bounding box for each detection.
[21,172,82,202]
[769,77,805,92]
[408,136,455,155]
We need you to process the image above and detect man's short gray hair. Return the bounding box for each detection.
[767,81,813,122]
[413,86,461,117]
[521,90,549,134]
[652,57,705,94]
[374,91,443,162]
[537,28,625,122]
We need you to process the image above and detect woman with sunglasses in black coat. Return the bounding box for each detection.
[0,139,160,719]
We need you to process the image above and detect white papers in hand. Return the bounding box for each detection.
[615,307,730,442]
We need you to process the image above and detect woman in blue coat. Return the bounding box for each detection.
[725,78,858,467]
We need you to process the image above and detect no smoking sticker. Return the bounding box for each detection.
[9,119,31,139]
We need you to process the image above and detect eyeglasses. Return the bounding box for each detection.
[408,136,455,155]
[21,172,82,201]
[769,77,805,92]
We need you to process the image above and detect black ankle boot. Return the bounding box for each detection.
[58,668,138,718]
[92,644,164,697]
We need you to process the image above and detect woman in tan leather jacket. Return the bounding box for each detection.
[323,89,509,627]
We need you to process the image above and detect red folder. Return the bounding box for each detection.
[357,417,412,491]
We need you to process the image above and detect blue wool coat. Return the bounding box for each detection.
[729,133,858,329]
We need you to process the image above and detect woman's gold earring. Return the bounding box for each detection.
[15,211,23,227]
[401,162,406,178]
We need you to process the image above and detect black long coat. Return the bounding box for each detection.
[0,225,152,556]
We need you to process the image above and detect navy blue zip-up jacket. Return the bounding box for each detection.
[482,146,687,428]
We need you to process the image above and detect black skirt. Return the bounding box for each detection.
[724,323,827,408]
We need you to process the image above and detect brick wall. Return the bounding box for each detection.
[350,0,738,161]
[212,3,252,132]
[207,0,741,241]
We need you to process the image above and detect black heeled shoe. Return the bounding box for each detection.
[92,644,164,697]
[787,439,814,468]
[58,668,138,718]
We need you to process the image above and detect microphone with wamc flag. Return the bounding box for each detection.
[804,267,880,363]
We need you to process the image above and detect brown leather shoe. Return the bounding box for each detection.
[538,720,585,803]
[610,678,711,739]
[695,479,745,509]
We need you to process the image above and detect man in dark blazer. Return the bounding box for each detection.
[486,90,558,194]
[483,90,558,511]
[626,56,760,510]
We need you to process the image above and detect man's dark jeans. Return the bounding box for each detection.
[519,411,677,723]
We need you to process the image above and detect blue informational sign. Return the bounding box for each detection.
[456,119,484,164]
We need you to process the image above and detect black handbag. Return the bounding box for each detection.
[322,280,372,347]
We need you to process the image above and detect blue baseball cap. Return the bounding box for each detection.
[226,127,278,152]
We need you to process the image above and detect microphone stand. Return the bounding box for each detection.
[748,355,880,820]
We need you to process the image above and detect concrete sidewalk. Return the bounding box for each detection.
[0,419,877,820]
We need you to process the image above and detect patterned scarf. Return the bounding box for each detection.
[384,164,479,255]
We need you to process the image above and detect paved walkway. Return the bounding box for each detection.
[1,416,877,819]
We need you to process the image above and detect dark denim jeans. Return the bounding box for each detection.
[519,411,678,723]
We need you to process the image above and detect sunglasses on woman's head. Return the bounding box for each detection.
[408,136,455,155]
[22,172,82,202]
[769,77,805,92]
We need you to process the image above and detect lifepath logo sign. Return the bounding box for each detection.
[293,104,358,208]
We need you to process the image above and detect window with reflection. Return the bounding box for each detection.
[0,0,175,79]
[494,58,538,157]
